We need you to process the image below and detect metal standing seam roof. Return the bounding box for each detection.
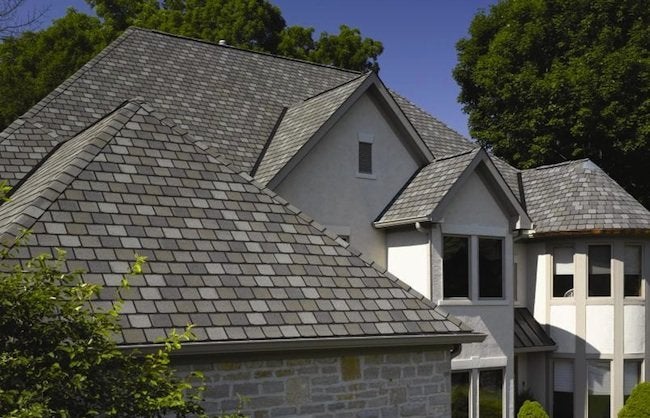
[522,159,650,234]
[0,99,481,347]
[253,73,371,185]
[375,149,480,225]
[514,307,556,353]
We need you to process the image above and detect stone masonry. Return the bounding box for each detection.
[174,347,452,418]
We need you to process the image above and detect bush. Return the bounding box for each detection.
[619,382,650,418]
[517,400,549,418]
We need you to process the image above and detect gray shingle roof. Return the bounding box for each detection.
[0,99,476,346]
[522,159,650,234]
[375,149,480,225]
[0,28,361,186]
[514,308,556,353]
[390,93,475,157]
[253,73,370,185]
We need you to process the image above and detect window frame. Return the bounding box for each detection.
[552,247,575,299]
[588,244,612,298]
[623,244,644,298]
[478,236,504,300]
[443,235,471,299]
[356,132,375,179]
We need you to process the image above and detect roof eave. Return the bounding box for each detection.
[514,344,557,354]
[528,228,650,239]
[121,332,487,356]
[373,216,432,229]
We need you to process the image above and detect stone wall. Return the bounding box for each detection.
[174,346,452,418]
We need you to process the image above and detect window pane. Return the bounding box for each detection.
[554,248,574,297]
[589,245,611,297]
[451,371,470,418]
[624,245,642,297]
[624,360,642,401]
[358,142,372,174]
[479,238,503,298]
[444,236,469,298]
[588,361,610,418]
[553,359,574,418]
[479,369,503,418]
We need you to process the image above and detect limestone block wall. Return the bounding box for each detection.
[174,347,452,418]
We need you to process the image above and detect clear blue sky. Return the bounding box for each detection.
[22,0,498,138]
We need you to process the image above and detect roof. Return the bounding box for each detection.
[514,308,556,353]
[0,99,482,349]
[253,74,371,185]
[522,159,650,235]
[376,149,480,226]
[0,28,467,187]
[375,148,532,229]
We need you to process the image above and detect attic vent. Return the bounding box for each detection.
[357,132,374,176]
[218,40,227,46]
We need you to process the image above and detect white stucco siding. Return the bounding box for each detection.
[442,171,510,233]
[386,229,431,298]
[550,305,576,353]
[275,93,421,268]
[585,305,614,354]
[624,305,645,354]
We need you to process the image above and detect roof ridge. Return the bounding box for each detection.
[130,27,362,75]
[301,72,370,103]
[526,158,590,171]
[433,147,479,162]
[0,102,141,243]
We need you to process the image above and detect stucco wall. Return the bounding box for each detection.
[386,228,431,298]
[275,92,421,268]
[174,347,451,418]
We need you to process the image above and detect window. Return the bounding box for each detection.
[479,238,503,298]
[444,236,470,298]
[554,248,574,297]
[624,245,642,297]
[358,141,372,174]
[587,361,611,418]
[624,360,642,402]
[588,245,611,297]
[553,359,574,418]
[451,371,470,418]
[479,369,503,418]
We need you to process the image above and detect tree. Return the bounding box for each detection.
[0,0,383,132]
[619,382,650,418]
[0,230,206,416]
[0,0,46,36]
[454,0,650,206]
[0,10,112,129]
[517,400,549,418]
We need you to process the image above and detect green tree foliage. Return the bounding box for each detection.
[0,0,382,132]
[0,238,206,417]
[454,0,650,205]
[517,400,549,418]
[619,382,650,418]
[0,10,112,129]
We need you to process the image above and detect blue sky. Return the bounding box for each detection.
[22,0,498,138]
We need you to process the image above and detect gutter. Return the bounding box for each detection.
[514,344,557,354]
[121,333,486,356]
[373,216,431,229]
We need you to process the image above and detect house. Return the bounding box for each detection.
[0,28,647,417]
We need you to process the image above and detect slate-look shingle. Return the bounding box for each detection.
[377,149,480,225]
[523,160,650,233]
[0,99,472,345]
[254,73,370,185]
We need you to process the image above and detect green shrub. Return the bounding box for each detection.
[619,382,650,418]
[517,400,549,418]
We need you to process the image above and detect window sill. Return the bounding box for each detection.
[356,172,376,180]
[438,299,509,307]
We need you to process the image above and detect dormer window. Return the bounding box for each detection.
[357,132,374,177]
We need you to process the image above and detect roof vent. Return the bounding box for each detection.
[218,39,227,46]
